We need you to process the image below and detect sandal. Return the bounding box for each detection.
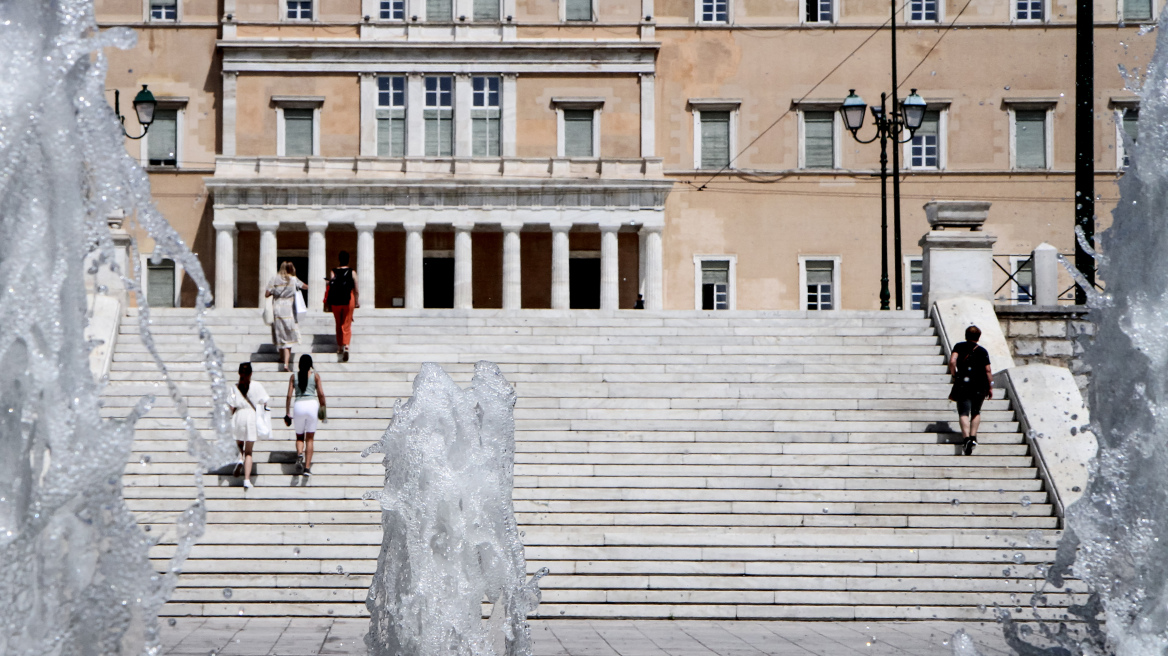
[342,348,350,363]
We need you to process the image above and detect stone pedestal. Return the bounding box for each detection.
[1031,242,1059,307]
[919,201,996,309]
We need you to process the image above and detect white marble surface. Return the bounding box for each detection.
[931,297,1015,374]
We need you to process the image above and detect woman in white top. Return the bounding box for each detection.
[228,361,270,489]
[265,261,308,372]
[285,354,326,477]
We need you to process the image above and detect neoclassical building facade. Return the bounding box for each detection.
[97,0,1154,311]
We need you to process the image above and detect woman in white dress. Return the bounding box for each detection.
[228,362,270,489]
[265,261,308,372]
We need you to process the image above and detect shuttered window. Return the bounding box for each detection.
[909,110,939,169]
[1122,107,1138,167]
[474,0,501,20]
[147,109,178,166]
[147,259,176,308]
[803,111,834,169]
[566,0,592,20]
[377,76,406,157]
[427,0,452,20]
[563,110,594,158]
[150,0,177,20]
[424,76,453,157]
[283,108,314,156]
[805,260,834,310]
[1014,109,1047,169]
[701,260,730,310]
[1123,0,1152,20]
[472,76,501,157]
[699,111,730,169]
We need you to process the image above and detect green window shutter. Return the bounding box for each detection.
[1123,109,1139,144]
[425,111,453,156]
[563,110,594,157]
[377,111,406,157]
[565,0,592,20]
[284,108,314,156]
[147,260,176,308]
[1015,109,1046,169]
[427,0,452,20]
[700,111,730,169]
[473,0,500,20]
[147,109,178,164]
[1124,0,1152,20]
[805,261,833,285]
[472,112,500,156]
[803,111,834,169]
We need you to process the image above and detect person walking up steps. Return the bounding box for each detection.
[326,251,359,362]
[266,261,308,372]
[228,362,270,489]
[286,354,327,477]
[949,325,994,456]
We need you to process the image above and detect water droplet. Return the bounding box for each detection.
[1013,552,1026,564]
[1003,568,1012,577]
[222,588,233,599]
[168,618,177,626]
[327,609,335,615]
[139,455,151,465]
[293,547,301,555]
[336,565,345,574]
[951,498,961,506]
[822,507,829,513]
[978,604,986,612]
[1021,495,1032,508]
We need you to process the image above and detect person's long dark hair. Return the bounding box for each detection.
[297,354,313,395]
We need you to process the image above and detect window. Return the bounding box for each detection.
[806,0,833,22]
[1014,109,1048,169]
[802,111,835,169]
[699,111,731,169]
[287,0,313,19]
[1123,0,1152,21]
[909,0,938,21]
[701,261,731,310]
[284,108,315,156]
[1015,0,1042,20]
[907,258,923,310]
[150,0,177,20]
[472,76,501,157]
[424,76,454,157]
[701,0,729,22]
[1011,258,1034,304]
[474,0,501,20]
[377,76,406,157]
[1121,107,1138,168]
[380,0,405,19]
[427,0,452,20]
[803,260,835,310]
[147,108,178,166]
[566,0,593,20]
[147,258,177,308]
[909,110,940,169]
[563,110,595,158]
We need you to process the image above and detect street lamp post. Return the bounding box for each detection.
[840,89,927,310]
[114,84,158,140]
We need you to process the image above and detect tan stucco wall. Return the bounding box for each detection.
[236,74,361,157]
[517,75,642,158]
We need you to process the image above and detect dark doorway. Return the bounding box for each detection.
[423,257,454,308]
[279,255,310,305]
[569,258,601,309]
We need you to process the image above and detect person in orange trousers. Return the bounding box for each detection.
[326,251,360,362]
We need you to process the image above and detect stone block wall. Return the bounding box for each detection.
[995,305,1092,393]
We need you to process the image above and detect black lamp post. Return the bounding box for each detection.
[840,88,927,310]
[114,84,158,140]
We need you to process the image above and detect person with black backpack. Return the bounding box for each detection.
[326,251,360,362]
[948,325,994,456]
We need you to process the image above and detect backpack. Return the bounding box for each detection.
[327,268,354,306]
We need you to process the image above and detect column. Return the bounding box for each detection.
[307,222,328,311]
[407,74,425,157]
[454,223,473,309]
[639,73,655,158]
[639,226,663,310]
[1032,242,1059,307]
[357,223,376,308]
[222,72,238,157]
[551,224,571,310]
[502,224,522,310]
[214,223,237,309]
[454,75,472,157]
[502,74,518,157]
[600,225,620,311]
[257,221,279,307]
[360,73,378,157]
[404,222,425,309]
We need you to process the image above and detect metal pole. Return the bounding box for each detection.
[1074,0,1095,303]
[878,93,891,311]
[889,0,905,310]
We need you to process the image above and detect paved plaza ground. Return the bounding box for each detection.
[160,618,1018,655]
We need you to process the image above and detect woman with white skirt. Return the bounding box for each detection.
[285,354,326,477]
[228,361,270,489]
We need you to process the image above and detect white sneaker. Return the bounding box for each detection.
[243,480,253,489]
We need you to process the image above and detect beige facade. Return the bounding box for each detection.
[96,0,1154,311]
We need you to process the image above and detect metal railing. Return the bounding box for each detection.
[992,253,1095,305]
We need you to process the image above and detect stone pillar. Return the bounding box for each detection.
[639,226,663,310]
[920,201,996,309]
[551,225,571,310]
[502,224,522,310]
[404,222,425,309]
[357,223,376,308]
[502,74,518,157]
[222,72,237,157]
[600,225,620,311]
[639,73,655,158]
[406,75,424,157]
[214,223,237,309]
[257,221,279,307]
[307,222,328,311]
[454,75,473,158]
[1032,242,1059,307]
[454,223,473,309]
[359,73,378,157]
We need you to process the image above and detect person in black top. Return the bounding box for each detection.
[948,325,993,456]
[326,251,360,362]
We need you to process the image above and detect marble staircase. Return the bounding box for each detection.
[106,308,1074,620]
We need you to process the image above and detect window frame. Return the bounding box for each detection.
[1119,0,1156,22]
[1005,100,1056,171]
[470,75,502,157]
[141,253,184,308]
[283,0,315,20]
[1113,99,1139,169]
[377,0,406,20]
[799,256,842,312]
[146,0,180,22]
[553,97,604,159]
[423,76,455,157]
[562,0,596,21]
[903,105,947,171]
[689,99,741,171]
[140,97,187,169]
[377,75,408,158]
[273,96,324,157]
[796,104,841,170]
[696,0,731,23]
[693,255,737,311]
[802,0,836,24]
[906,0,941,23]
[1009,255,1035,305]
[904,256,923,311]
[1012,0,1045,22]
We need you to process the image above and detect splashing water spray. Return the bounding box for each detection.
[954,7,1168,656]
[0,2,237,654]
[363,362,547,656]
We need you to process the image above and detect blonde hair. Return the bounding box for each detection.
[279,261,296,280]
